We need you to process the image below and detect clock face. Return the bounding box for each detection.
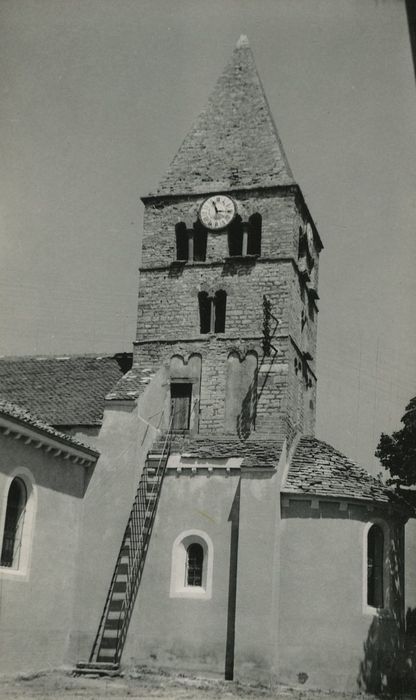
[199,195,236,230]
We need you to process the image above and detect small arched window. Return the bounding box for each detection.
[367,524,384,609]
[198,292,211,334]
[175,222,207,262]
[175,222,189,261]
[193,221,207,262]
[1,478,27,569]
[247,213,261,256]
[170,530,213,599]
[198,290,227,334]
[186,543,204,586]
[228,216,244,256]
[214,290,226,333]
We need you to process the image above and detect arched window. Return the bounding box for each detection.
[228,216,244,256]
[175,222,207,262]
[186,542,204,586]
[1,478,27,568]
[214,290,226,333]
[298,226,307,258]
[193,221,207,262]
[198,291,211,334]
[175,222,189,261]
[170,530,214,599]
[228,214,261,257]
[198,290,227,334]
[367,524,384,609]
[298,224,314,273]
[247,213,261,256]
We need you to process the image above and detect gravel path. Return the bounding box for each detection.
[0,667,380,700]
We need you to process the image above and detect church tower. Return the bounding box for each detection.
[0,36,407,693]
[117,35,323,441]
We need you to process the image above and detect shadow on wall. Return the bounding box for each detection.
[358,524,416,696]
[358,608,416,696]
[237,374,257,440]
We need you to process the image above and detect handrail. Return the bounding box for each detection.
[88,396,199,664]
[112,413,175,660]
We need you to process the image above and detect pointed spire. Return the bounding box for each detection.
[154,37,295,196]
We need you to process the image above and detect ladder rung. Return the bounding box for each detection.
[100,637,118,649]
[104,619,121,630]
[113,581,126,593]
[77,662,119,670]
[97,653,118,663]
[85,436,171,669]
[116,563,128,575]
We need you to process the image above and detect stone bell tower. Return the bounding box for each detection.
[115,35,323,441]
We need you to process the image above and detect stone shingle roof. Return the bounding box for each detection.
[283,436,390,503]
[152,35,295,197]
[0,354,131,427]
[159,434,284,468]
[106,367,143,402]
[0,399,98,457]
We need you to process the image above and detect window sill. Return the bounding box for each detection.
[171,260,208,266]
[363,605,391,618]
[199,332,225,338]
[224,255,259,263]
[0,565,29,581]
[170,586,211,600]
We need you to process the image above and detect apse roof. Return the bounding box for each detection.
[166,435,391,504]
[283,436,390,503]
[152,35,295,197]
[0,353,131,427]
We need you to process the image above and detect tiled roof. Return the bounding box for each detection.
[106,367,143,402]
[0,399,98,457]
[157,434,284,468]
[152,35,295,197]
[0,354,131,426]
[283,436,390,503]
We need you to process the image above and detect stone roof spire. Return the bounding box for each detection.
[153,37,295,196]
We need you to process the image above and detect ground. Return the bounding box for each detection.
[0,667,390,700]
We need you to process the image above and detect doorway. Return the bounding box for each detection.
[170,383,192,432]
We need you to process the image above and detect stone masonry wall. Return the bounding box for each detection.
[133,337,293,439]
[141,189,298,269]
[133,186,320,439]
[136,260,291,342]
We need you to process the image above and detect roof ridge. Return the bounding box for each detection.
[0,352,122,362]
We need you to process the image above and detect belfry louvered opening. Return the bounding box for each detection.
[175,222,207,262]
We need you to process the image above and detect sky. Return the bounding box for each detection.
[0,0,415,473]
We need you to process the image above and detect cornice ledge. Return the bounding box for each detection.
[0,416,99,467]
[141,183,300,204]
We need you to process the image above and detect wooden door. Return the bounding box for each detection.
[170,383,192,431]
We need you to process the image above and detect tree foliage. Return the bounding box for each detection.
[376,397,416,487]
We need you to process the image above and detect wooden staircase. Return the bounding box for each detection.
[75,427,172,676]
